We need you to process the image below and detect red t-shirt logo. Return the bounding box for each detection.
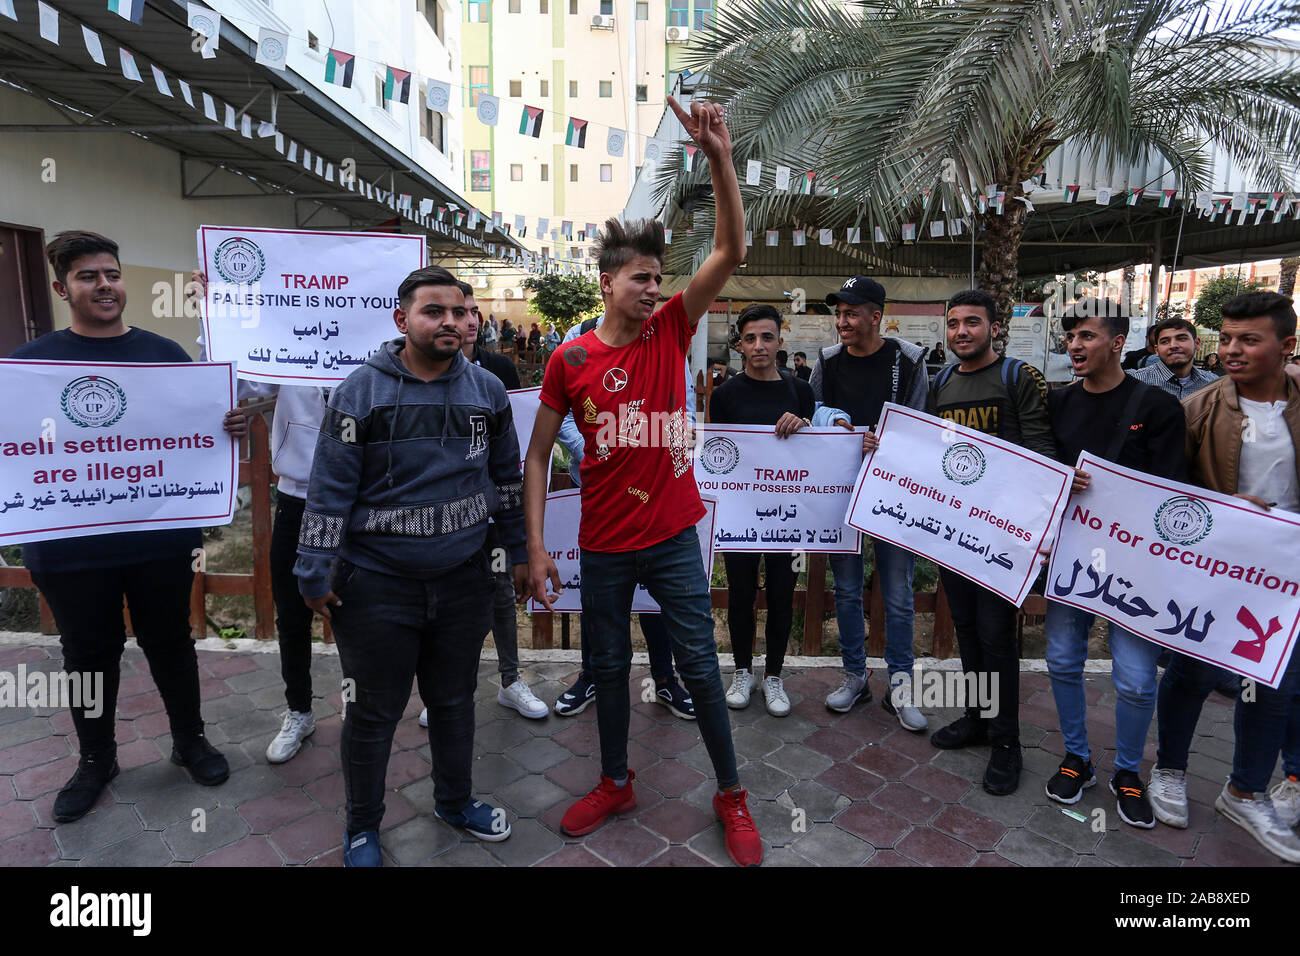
[603,367,628,392]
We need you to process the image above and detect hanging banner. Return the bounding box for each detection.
[1047,455,1300,687]
[0,360,237,544]
[198,226,425,385]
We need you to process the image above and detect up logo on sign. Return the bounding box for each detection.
[61,376,127,428]
[941,442,986,486]
[1153,495,1212,545]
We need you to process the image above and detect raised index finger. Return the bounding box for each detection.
[666,94,690,125]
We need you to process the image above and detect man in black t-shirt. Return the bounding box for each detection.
[1042,298,1186,830]
[792,351,811,381]
[13,231,246,824]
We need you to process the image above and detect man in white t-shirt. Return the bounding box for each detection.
[1148,291,1300,863]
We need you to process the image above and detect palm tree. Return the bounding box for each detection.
[657,0,1300,338]
[1280,256,1299,295]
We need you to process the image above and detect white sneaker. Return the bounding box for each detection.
[1148,767,1189,828]
[418,708,429,728]
[1269,775,1300,828]
[726,669,753,709]
[265,710,315,764]
[498,679,549,719]
[885,672,928,732]
[762,675,790,717]
[1215,783,1300,863]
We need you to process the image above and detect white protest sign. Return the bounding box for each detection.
[198,225,426,385]
[528,492,717,613]
[0,361,237,544]
[508,386,541,474]
[1047,455,1300,687]
[845,403,1072,606]
[693,423,862,553]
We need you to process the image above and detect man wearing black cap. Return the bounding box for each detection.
[810,277,931,730]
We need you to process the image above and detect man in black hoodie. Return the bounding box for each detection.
[296,265,528,866]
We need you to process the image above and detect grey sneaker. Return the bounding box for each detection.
[418,708,429,728]
[884,672,928,732]
[726,669,754,709]
[825,671,871,713]
[1269,776,1300,829]
[1148,767,1189,828]
[1215,783,1300,863]
[265,710,316,764]
[762,675,790,717]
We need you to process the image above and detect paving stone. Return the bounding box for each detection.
[194,834,286,867]
[636,723,698,758]
[736,761,796,801]
[863,849,912,866]
[1191,833,1285,867]
[850,742,917,780]
[903,763,971,803]
[932,804,1006,851]
[475,718,536,754]
[239,788,319,834]
[202,655,261,679]
[552,720,600,756]
[789,780,851,822]
[833,802,910,848]
[637,760,706,798]
[638,800,714,844]
[0,734,71,773]
[0,717,53,750]
[118,692,165,719]
[421,842,501,866]
[383,749,432,789]
[686,824,733,867]
[896,826,978,866]
[753,712,820,743]
[930,746,993,781]
[878,726,944,762]
[993,827,1079,867]
[793,823,873,866]
[211,765,284,805]
[496,774,570,817]
[544,755,601,796]
[1094,828,1185,867]
[761,845,814,866]
[80,830,174,867]
[870,781,943,825]
[12,754,79,799]
[162,806,249,862]
[199,679,234,702]
[384,816,460,866]
[469,753,526,790]
[269,810,344,864]
[645,845,715,866]
[959,785,1037,827]
[217,708,285,745]
[803,727,861,760]
[974,851,1018,866]
[730,725,783,759]
[1024,805,1103,853]
[532,845,610,867]
[585,821,668,866]
[305,771,345,811]
[224,668,283,694]
[269,743,338,787]
[54,803,142,859]
[134,784,221,830]
[815,761,884,800]
[764,743,833,781]
[0,827,60,866]
[1074,854,1115,866]
[0,798,35,840]
[485,817,564,866]
[505,736,570,773]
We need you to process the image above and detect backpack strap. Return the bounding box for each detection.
[931,362,957,401]
[579,316,598,336]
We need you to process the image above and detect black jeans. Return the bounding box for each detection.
[271,493,316,712]
[32,555,204,757]
[329,553,493,832]
[938,568,1020,743]
[722,551,797,676]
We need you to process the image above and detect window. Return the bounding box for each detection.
[569,80,578,97]
[600,164,612,182]
[692,0,713,28]
[540,79,549,97]
[509,0,520,11]
[307,30,319,51]
[510,164,523,181]
[636,85,647,102]
[569,0,577,12]
[471,150,491,191]
[469,66,489,106]
[419,89,445,151]
[374,74,390,112]
[509,79,522,97]
[636,1,648,19]
[668,0,688,27]
[540,164,549,181]
[599,80,612,97]
[416,0,442,38]
[600,0,612,12]
[569,164,578,182]
[468,0,488,22]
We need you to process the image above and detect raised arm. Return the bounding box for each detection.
[669,95,745,328]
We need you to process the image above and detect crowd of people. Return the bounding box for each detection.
[12,96,1300,869]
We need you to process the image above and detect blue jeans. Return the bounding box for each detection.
[579,613,676,684]
[580,526,737,787]
[829,537,915,678]
[1045,601,1163,773]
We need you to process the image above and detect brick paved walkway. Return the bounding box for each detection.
[0,639,1288,866]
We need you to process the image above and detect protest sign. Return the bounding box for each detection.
[198,225,426,385]
[845,402,1072,605]
[1047,455,1300,687]
[0,360,237,544]
[527,492,717,613]
[693,423,862,552]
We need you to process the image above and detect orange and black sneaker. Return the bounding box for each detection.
[1110,769,1156,829]
[714,788,762,867]
[1045,752,1095,805]
[561,771,636,836]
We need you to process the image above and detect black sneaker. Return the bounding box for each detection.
[53,751,120,823]
[929,715,988,750]
[171,733,230,786]
[554,672,596,717]
[1110,769,1156,829]
[654,679,696,720]
[983,739,1022,795]
[1045,752,1096,804]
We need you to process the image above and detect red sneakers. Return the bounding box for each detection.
[561,771,637,836]
[714,788,763,866]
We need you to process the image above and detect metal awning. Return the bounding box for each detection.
[0,0,523,262]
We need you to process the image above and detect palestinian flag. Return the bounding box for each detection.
[901,223,917,242]
[792,229,806,246]
[455,212,465,227]
[325,49,355,88]
[561,220,573,238]
[108,0,146,24]
[384,66,411,104]
[565,117,587,148]
[873,226,886,243]
[683,145,698,172]
[437,206,446,222]
[1127,187,1143,206]
[797,171,816,195]
[1064,185,1080,203]
[1267,192,1285,212]
[492,211,502,229]
[1160,189,1177,208]
[519,105,543,137]
[976,193,988,214]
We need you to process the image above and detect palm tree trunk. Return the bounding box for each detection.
[1279,257,1299,296]
[975,180,1028,355]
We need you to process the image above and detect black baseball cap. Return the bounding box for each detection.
[826,276,886,310]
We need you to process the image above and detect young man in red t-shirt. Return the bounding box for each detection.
[523,98,761,865]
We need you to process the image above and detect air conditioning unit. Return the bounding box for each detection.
[473,275,488,289]
[503,288,519,299]
[590,13,614,29]
[666,25,691,43]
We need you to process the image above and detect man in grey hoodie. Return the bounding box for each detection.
[295,265,528,866]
